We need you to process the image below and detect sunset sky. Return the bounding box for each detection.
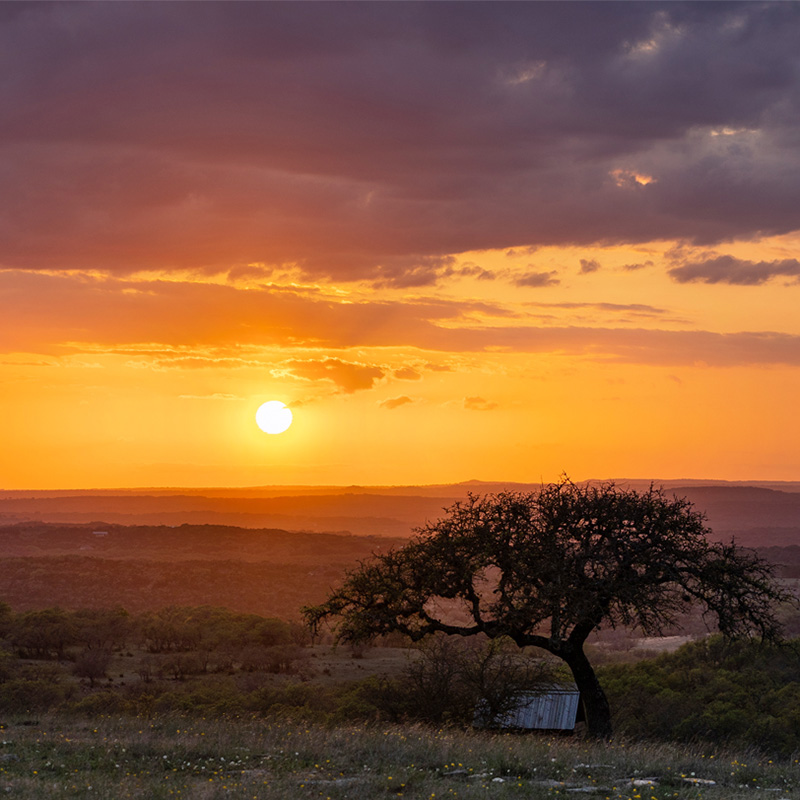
[3,2,800,489]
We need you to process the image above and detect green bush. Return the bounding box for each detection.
[152,678,247,716]
[64,689,131,715]
[601,635,800,756]
[0,676,73,713]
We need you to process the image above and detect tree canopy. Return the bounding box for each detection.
[305,479,792,737]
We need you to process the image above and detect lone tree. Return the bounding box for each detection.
[305,479,792,738]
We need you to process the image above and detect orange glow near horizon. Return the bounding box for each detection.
[3,235,800,490]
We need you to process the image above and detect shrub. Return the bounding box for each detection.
[0,676,72,713]
[601,635,800,756]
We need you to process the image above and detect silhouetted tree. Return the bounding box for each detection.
[305,479,791,738]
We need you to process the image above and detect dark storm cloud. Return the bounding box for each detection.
[669,255,800,285]
[2,3,800,279]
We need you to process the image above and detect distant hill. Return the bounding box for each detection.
[0,522,404,562]
[2,504,800,616]
[1,480,800,545]
[0,493,456,536]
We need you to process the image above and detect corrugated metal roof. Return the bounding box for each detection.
[475,684,581,730]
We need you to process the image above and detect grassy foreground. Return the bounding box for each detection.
[0,715,798,799]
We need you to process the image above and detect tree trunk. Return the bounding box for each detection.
[563,645,613,739]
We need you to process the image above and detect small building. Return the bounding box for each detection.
[475,684,582,731]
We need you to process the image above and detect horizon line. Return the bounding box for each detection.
[3,476,800,494]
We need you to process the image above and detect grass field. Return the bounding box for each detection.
[1,714,798,799]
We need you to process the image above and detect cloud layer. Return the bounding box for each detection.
[3,271,799,369]
[3,3,800,282]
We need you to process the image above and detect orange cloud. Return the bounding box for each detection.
[380,396,414,410]
[4,272,800,368]
[281,358,384,393]
[464,396,498,411]
[393,367,422,381]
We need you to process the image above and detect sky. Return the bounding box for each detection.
[2,1,800,489]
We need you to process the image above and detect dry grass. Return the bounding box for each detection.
[79,644,412,690]
[308,644,412,684]
[1,714,799,799]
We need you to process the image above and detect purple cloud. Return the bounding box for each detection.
[669,255,800,285]
[1,4,799,282]
[515,270,560,288]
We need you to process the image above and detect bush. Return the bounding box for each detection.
[600,635,800,756]
[65,690,130,715]
[0,647,20,682]
[152,678,246,716]
[0,677,72,713]
[366,635,556,726]
[250,682,339,720]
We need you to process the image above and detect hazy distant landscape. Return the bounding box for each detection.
[3,479,800,543]
[3,480,800,618]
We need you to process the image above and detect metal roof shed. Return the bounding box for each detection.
[475,684,582,731]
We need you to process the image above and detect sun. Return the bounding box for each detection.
[255,400,293,434]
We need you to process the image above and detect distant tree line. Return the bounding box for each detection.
[0,602,313,689]
[0,556,345,618]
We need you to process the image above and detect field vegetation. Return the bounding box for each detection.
[3,603,800,752]
[2,714,799,799]
[3,507,800,797]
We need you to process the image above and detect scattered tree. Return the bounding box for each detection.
[305,479,792,737]
[73,607,131,651]
[135,655,158,683]
[73,648,112,687]
[10,607,76,660]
